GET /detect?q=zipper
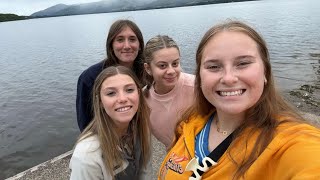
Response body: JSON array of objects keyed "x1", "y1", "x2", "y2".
[{"x1": 183, "y1": 137, "x2": 192, "y2": 159}]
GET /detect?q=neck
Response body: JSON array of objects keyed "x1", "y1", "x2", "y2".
[
  {"x1": 116, "y1": 124, "x2": 129, "y2": 137},
  {"x1": 215, "y1": 111, "x2": 244, "y2": 133},
  {"x1": 119, "y1": 61, "x2": 134, "y2": 69},
  {"x1": 153, "y1": 83, "x2": 175, "y2": 95}
]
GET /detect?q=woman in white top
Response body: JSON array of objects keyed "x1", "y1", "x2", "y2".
[
  {"x1": 143, "y1": 35, "x2": 195, "y2": 148},
  {"x1": 70, "y1": 66, "x2": 151, "y2": 180}
]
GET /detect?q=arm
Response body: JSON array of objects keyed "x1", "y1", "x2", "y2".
[{"x1": 76, "y1": 74, "x2": 93, "y2": 132}]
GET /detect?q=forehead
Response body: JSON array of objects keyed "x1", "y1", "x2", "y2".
[
  {"x1": 101, "y1": 74, "x2": 136, "y2": 88},
  {"x1": 151, "y1": 47, "x2": 180, "y2": 63},
  {"x1": 202, "y1": 31, "x2": 259, "y2": 59},
  {"x1": 115, "y1": 26, "x2": 137, "y2": 37}
]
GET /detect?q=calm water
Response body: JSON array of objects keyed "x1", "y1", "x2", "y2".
[{"x1": 0, "y1": 0, "x2": 319, "y2": 178}]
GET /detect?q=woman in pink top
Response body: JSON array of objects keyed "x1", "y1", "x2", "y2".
[{"x1": 143, "y1": 35, "x2": 195, "y2": 148}]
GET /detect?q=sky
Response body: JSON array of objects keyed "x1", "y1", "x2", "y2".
[{"x1": 0, "y1": 0, "x2": 100, "y2": 16}]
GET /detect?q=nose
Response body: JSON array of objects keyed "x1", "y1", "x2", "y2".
[
  {"x1": 123, "y1": 39, "x2": 130, "y2": 49},
  {"x1": 220, "y1": 68, "x2": 238, "y2": 85},
  {"x1": 166, "y1": 65, "x2": 175, "y2": 74},
  {"x1": 117, "y1": 92, "x2": 128, "y2": 103}
]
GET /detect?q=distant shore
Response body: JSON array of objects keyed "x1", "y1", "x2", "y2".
[{"x1": 0, "y1": 13, "x2": 29, "y2": 22}]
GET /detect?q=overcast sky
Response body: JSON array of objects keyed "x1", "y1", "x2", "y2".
[{"x1": 0, "y1": 0, "x2": 100, "y2": 16}]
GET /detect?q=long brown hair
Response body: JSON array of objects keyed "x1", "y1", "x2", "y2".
[
  {"x1": 78, "y1": 66, "x2": 151, "y2": 178},
  {"x1": 104, "y1": 19, "x2": 145, "y2": 83},
  {"x1": 143, "y1": 35, "x2": 180, "y2": 97},
  {"x1": 173, "y1": 20, "x2": 304, "y2": 179}
]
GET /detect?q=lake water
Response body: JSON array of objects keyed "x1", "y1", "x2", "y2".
[{"x1": 0, "y1": 0, "x2": 319, "y2": 178}]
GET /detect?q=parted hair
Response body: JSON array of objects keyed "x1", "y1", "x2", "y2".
[
  {"x1": 103, "y1": 19, "x2": 145, "y2": 83},
  {"x1": 78, "y1": 66, "x2": 151, "y2": 179},
  {"x1": 172, "y1": 20, "x2": 305, "y2": 179},
  {"x1": 143, "y1": 35, "x2": 180, "y2": 97}
]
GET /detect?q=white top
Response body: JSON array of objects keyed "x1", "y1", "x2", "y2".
[{"x1": 69, "y1": 135, "x2": 151, "y2": 180}]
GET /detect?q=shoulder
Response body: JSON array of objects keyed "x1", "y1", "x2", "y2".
[
  {"x1": 181, "y1": 72, "x2": 195, "y2": 87},
  {"x1": 78, "y1": 61, "x2": 104, "y2": 85},
  {"x1": 178, "y1": 112, "x2": 210, "y2": 135},
  {"x1": 72, "y1": 135, "x2": 101, "y2": 163},
  {"x1": 275, "y1": 122, "x2": 320, "y2": 143},
  {"x1": 70, "y1": 135, "x2": 110, "y2": 180},
  {"x1": 272, "y1": 122, "x2": 320, "y2": 177}
]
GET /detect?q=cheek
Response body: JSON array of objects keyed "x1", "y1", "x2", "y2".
[
  {"x1": 101, "y1": 98, "x2": 112, "y2": 113},
  {"x1": 132, "y1": 94, "x2": 140, "y2": 111},
  {"x1": 132, "y1": 41, "x2": 140, "y2": 49},
  {"x1": 112, "y1": 43, "x2": 121, "y2": 51},
  {"x1": 151, "y1": 69, "x2": 162, "y2": 80}
]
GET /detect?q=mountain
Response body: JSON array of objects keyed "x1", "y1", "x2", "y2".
[
  {"x1": 30, "y1": 0, "x2": 257, "y2": 18},
  {"x1": 31, "y1": 4, "x2": 68, "y2": 17}
]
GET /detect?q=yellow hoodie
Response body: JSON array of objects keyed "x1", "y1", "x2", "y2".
[{"x1": 158, "y1": 113, "x2": 320, "y2": 180}]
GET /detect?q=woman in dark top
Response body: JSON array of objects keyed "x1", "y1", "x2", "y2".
[{"x1": 76, "y1": 19, "x2": 145, "y2": 132}]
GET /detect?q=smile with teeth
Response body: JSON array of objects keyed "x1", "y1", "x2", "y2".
[
  {"x1": 115, "y1": 106, "x2": 132, "y2": 112},
  {"x1": 218, "y1": 90, "x2": 245, "y2": 96}
]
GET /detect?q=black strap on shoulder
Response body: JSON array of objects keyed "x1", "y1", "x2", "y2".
[{"x1": 192, "y1": 132, "x2": 233, "y2": 177}]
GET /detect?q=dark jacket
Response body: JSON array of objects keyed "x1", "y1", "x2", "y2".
[{"x1": 76, "y1": 61, "x2": 104, "y2": 132}]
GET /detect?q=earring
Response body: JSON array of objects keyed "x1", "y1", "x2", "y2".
[{"x1": 264, "y1": 77, "x2": 267, "y2": 85}]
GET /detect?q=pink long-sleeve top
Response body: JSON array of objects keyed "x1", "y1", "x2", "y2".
[{"x1": 145, "y1": 72, "x2": 195, "y2": 147}]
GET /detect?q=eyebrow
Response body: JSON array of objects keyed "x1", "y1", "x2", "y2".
[
  {"x1": 202, "y1": 59, "x2": 220, "y2": 64},
  {"x1": 203, "y1": 55, "x2": 255, "y2": 63},
  {"x1": 234, "y1": 55, "x2": 255, "y2": 60},
  {"x1": 155, "y1": 58, "x2": 180, "y2": 64},
  {"x1": 102, "y1": 83, "x2": 136, "y2": 91},
  {"x1": 116, "y1": 35, "x2": 137, "y2": 38}
]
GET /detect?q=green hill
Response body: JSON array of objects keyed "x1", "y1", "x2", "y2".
[{"x1": 0, "y1": 13, "x2": 29, "y2": 22}]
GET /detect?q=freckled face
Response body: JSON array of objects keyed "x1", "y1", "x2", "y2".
[
  {"x1": 100, "y1": 74, "x2": 139, "y2": 129},
  {"x1": 112, "y1": 26, "x2": 140, "y2": 68},
  {"x1": 144, "y1": 47, "x2": 181, "y2": 94},
  {"x1": 200, "y1": 31, "x2": 265, "y2": 116}
]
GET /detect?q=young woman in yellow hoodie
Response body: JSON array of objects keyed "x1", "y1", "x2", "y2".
[{"x1": 158, "y1": 20, "x2": 320, "y2": 180}]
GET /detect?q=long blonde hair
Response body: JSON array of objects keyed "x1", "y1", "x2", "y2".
[
  {"x1": 173, "y1": 20, "x2": 305, "y2": 179},
  {"x1": 77, "y1": 66, "x2": 151, "y2": 178}
]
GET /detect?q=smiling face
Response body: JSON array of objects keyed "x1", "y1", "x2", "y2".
[
  {"x1": 200, "y1": 31, "x2": 266, "y2": 117},
  {"x1": 112, "y1": 26, "x2": 140, "y2": 68},
  {"x1": 144, "y1": 47, "x2": 181, "y2": 94},
  {"x1": 100, "y1": 74, "x2": 139, "y2": 130}
]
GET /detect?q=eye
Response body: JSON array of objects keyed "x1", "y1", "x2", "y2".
[
  {"x1": 126, "y1": 88, "x2": 135, "y2": 93},
  {"x1": 205, "y1": 64, "x2": 221, "y2": 71},
  {"x1": 115, "y1": 37, "x2": 124, "y2": 42},
  {"x1": 129, "y1": 37, "x2": 137, "y2": 42},
  {"x1": 237, "y1": 61, "x2": 251, "y2": 68},
  {"x1": 172, "y1": 61, "x2": 180, "y2": 67},
  {"x1": 106, "y1": 91, "x2": 116, "y2": 96},
  {"x1": 158, "y1": 64, "x2": 167, "y2": 69}
]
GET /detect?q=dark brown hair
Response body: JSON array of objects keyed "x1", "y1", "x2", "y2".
[{"x1": 104, "y1": 19, "x2": 145, "y2": 83}]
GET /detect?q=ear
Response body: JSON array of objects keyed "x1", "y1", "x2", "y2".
[
  {"x1": 144, "y1": 63, "x2": 152, "y2": 75},
  {"x1": 264, "y1": 76, "x2": 267, "y2": 85}
]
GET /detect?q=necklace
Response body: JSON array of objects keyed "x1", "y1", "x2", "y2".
[{"x1": 216, "y1": 117, "x2": 228, "y2": 135}]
